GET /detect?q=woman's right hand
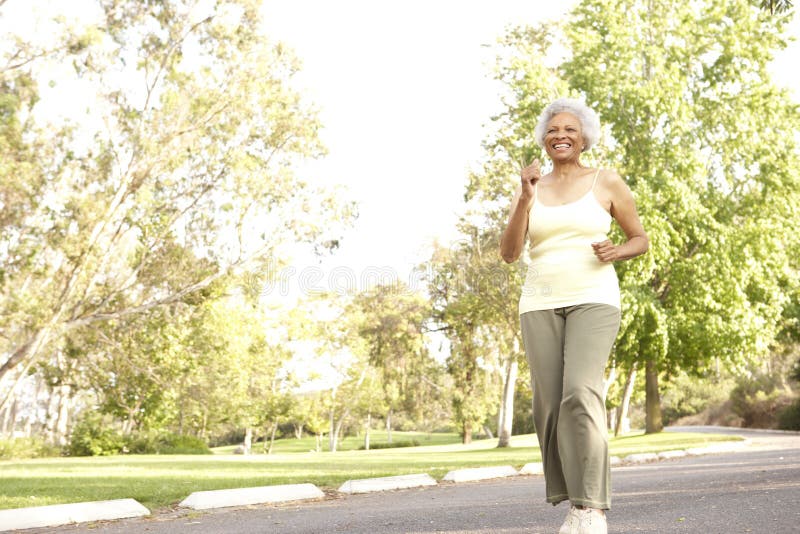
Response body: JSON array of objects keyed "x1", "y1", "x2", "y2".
[{"x1": 520, "y1": 159, "x2": 541, "y2": 199}]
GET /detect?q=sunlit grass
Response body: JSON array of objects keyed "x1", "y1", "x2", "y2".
[{"x1": 0, "y1": 430, "x2": 741, "y2": 512}]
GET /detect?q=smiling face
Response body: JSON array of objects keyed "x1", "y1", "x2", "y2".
[{"x1": 543, "y1": 112, "x2": 585, "y2": 162}]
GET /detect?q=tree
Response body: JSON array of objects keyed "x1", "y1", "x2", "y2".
[
  {"x1": 562, "y1": 0, "x2": 800, "y2": 432},
  {"x1": 83, "y1": 308, "x2": 190, "y2": 435},
  {"x1": 347, "y1": 283, "x2": 440, "y2": 441},
  {"x1": 295, "y1": 391, "x2": 329, "y2": 452},
  {"x1": 0, "y1": 0, "x2": 353, "y2": 412},
  {"x1": 466, "y1": 0, "x2": 799, "y2": 436},
  {"x1": 426, "y1": 233, "x2": 512, "y2": 444}
]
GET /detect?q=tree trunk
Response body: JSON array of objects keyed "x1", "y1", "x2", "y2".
[
  {"x1": 645, "y1": 359, "x2": 663, "y2": 434},
  {"x1": 0, "y1": 334, "x2": 46, "y2": 408},
  {"x1": 178, "y1": 387, "x2": 184, "y2": 436},
  {"x1": 267, "y1": 422, "x2": 278, "y2": 454},
  {"x1": 54, "y1": 384, "x2": 71, "y2": 446},
  {"x1": 615, "y1": 363, "x2": 637, "y2": 437},
  {"x1": 122, "y1": 402, "x2": 140, "y2": 436},
  {"x1": 0, "y1": 363, "x2": 33, "y2": 427},
  {"x1": 243, "y1": 426, "x2": 253, "y2": 455},
  {"x1": 462, "y1": 420, "x2": 472, "y2": 444},
  {"x1": 385, "y1": 409, "x2": 392, "y2": 444},
  {"x1": 44, "y1": 387, "x2": 59, "y2": 444},
  {"x1": 482, "y1": 424, "x2": 494, "y2": 439},
  {"x1": 294, "y1": 423, "x2": 304, "y2": 439},
  {"x1": 315, "y1": 433, "x2": 321, "y2": 452},
  {"x1": 331, "y1": 413, "x2": 347, "y2": 452},
  {"x1": 364, "y1": 412, "x2": 371, "y2": 451},
  {"x1": 497, "y1": 358, "x2": 518, "y2": 448},
  {"x1": 329, "y1": 405, "x2": 336, "y2": 452},
  {"x1": 603, "y1": 362, "x2": 617, "y2": 402},
  {"x1": 0, "y1": 394, "x2": 14, "y2": 437}
]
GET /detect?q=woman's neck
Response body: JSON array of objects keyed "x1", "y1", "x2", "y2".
[{"x1": 549, "y1": 160, "x2": 586, "y2": 182}]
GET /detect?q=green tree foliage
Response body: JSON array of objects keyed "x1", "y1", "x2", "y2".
[
  {"x1": 68, "y1": 291, "x2": 292, "y2": 442},
  {"x1": 460, "y1": 0, "x2": 798, "y2": 436},
  {"x1": 0, "y1": 0, "x2": 353, "y2": 411},
  {"x1": 347, "y1": 283, "x2": 443, "y2": 434},
  {"x1": 426, "y1": 231, "x2": 515, "y2": 444},
  {"x1": 563, "y1": 0, "x2": 800, "y2": 431}
]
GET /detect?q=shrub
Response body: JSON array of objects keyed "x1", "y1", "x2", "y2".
[
  {"x1": 68, "y1": 414, "x2": 125, "y2": 456},
  {"x1": 661, "y1": 372, "x2": 734, "y2": 425},
  {"x1": 358, "y1": 439, "x2": 419, "y2": 450},
  {"x1": 155, "y1": 433, "x2": 211, "y2": 454},
  {"x1": 0, "y1": 437, "x2": 62, "y2": 460},
  {"x1": 778, "y1": 398, "x2": 800, "y2": 431},
  {"x1": 125, "y1": 432, "x2": 211, "y2": 454},
  {"x1": 124, "y1": 432, "x2": 160, "y2": 454},
  {"x1": 730, "y1": 373, "x2": 794, "y2": 428},
  {"x1": 208, "y1": 428, "x2": 246, "y2": 448}
]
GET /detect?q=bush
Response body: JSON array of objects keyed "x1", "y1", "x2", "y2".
[
  {"x1": 208, "y1": 428, "x2": 246, "y2": 448},
  {"x1": 358, "y1": 439, "x2": 419, "y2": 450},
  {"x1": 123, "y1": 432, "x2": 159, "y2": 454},
  {"x1": 730, "y1": 373, "x2": 794, "y2": 428},
  {"x1": 125, "y1": 432, "x2": 211, "y2": 454},
  {"x1": 661, "y1": 372, "x2": 734, "y2": 425},
  {"x1": 0, "y1": 437, "x2": 62, "y2": 460},
  {"x1": 68, "y1": 414, "x2": 125, "y2": 456},
  {"x1": 153, "y1": 433, "x2": 211, "y2": 454},
  {"x1": 778, "y1": 398, "x2": 800, "y2": 431}
]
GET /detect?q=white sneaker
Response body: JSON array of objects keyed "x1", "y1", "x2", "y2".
[
  {"x1": 558, "y1": 505, "x2": 607, "y2": 534},
  {"x1": 558, "y1": 506, "x2": 581, "y2": 534}
]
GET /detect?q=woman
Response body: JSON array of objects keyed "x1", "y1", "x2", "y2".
[{"x1": 500, "y1": 98, "x2": 648, "y2": 534}]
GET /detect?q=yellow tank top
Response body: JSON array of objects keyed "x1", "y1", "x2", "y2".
[{"x1": 519, "y1": 169, "x2": 620, "y2": 314}]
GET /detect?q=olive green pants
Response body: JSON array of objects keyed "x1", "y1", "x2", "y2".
[{"x1": 520, "y1": 303, "x2": 620, "y2": 510}]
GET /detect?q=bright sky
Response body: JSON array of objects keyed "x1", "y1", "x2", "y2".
[
  {"x1": 258, "y1": 0, "x2": 800, "y2": 299},
  {"x1": 256, "y1": 1, "x2": 584, "y2": 297}
]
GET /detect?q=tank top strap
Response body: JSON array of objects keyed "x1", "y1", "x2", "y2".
[{"x1": 591, "y1": 168, "x2": 601, "y2": 190}]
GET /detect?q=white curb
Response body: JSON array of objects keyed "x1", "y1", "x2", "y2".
[
  {"x1": 519, "y1": 462, "x2": 544, "y2": 475},
  {"x1": 610, "y1": 455, "x2": 623, "y2": 466},
  {"x1": 623, "y1": 452, "x2": 660, "y2": 463},
  {"x1": 0, "y1": 498, "x2": 149, "y2": 532},
  {"x1": 657, "y1": 449, "x2": 688, "y2": 460},
  {"x1": 442, "y1": 465, "x2": 519, "y2": 483},
  {"x1": 338, "y1": 473, "x2": 437, "y2": 494},
  {"x1": 179, "y1": 483, "x2": 324, "y2": 510}
]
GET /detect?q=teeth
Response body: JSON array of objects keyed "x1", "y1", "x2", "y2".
[{"x1": 554, "y1": 143, "x2": 570, "y2": 149}]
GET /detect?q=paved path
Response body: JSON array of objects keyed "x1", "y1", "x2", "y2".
[{"x1": 32, "y1": 428, "x2": 800, "y2": 533}]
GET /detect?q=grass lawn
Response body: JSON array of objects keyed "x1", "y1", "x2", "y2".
[{"x1": 0, "y1": 430, "x2": 741, "y2": 512}]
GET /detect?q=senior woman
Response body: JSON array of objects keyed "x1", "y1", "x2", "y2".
[{"x1": 500, "y1": 98, "x2": 648, "y2": 534}]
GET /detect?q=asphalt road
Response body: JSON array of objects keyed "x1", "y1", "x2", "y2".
[{"x1": 34, "y1": 427, "x2": 800, "y2": 534}]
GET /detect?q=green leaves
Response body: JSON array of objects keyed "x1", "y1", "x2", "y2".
[
  {"x1": 0, "y1": 0, "x2": 353, "y2": 400},
  {"x1": 556, "y1": 0, "x2": 800, "y2": 379},
  {"x1": 458, "y1": 0, "x2": 799, "y2": 433}
]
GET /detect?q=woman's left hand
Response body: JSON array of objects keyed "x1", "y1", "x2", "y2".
[{"x1": 592, "y1": 240, "x2": 618, "y2": 262}]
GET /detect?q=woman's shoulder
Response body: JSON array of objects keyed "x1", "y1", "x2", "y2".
[
  {"x1": 595, "y1": 168, "x2": 626, "y2": 188},
  {"x1": 594, "y1": 169, "x2": 635, "y2": 203}
]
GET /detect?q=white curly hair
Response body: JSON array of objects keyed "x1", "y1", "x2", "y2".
[{"x1": 534, "y1": 98, "x2": 601, "y2": 152}]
